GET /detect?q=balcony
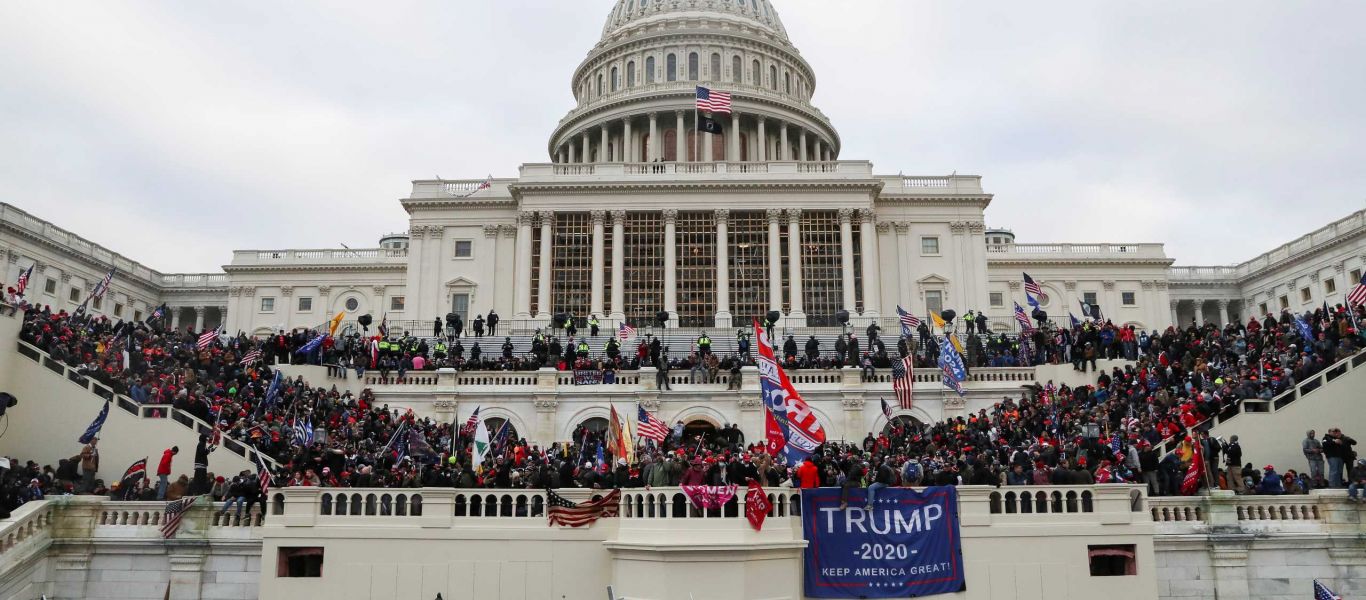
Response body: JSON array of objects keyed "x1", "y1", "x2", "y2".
[
  {"x1": 159, "y1": 273, "x2": 229, "y2": 288},
  {"x1": 986, "y1": 242, "x2": 1169, "y2": 261}
]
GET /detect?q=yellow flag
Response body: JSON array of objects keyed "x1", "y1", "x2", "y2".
[
  {"x1": 328, "y1": 311, "x2": 345, "y2": 337},
  {"x1": 949, "y1": 332, "x2": 965, "y2": 355},
  {"x1": 930, "y1": 312, "x2": 946, "y2": 330}
]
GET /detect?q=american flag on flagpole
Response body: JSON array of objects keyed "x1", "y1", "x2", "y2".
[
  {"x1": 547, "y1": 488, "x2": 620, "y2": 527},
  {"x1": 880, "y1": 397, "x2": 894, "y2": 420},
  {"x1": 461, "y1": 406, "x2": 482, "y2": 437},
  {"x1": 91, "y1": 268, "x2": 116, "y2": 299},
  {"x1": 254, "y1": 448, "x2": 273, "y2": 496},
  {"x1": 197, "y1": 327, "x2": 220, "y2": 350},
  {"x1": 160, "y1": 495, "x2": 201, "y2": 538},
  {"x1": 1346, "y1": 273, "x2": 1366, "y2": 307},
  {"x1": 240, "y1": 348, "x2": 262, "y2": 366},
  {"x1": 637, "y1": 405, "x2": 669, "y2": 444},
  {"x1": 1314, "y1": 580, "x2": 1342, "y2": 600},
  {"x1": 695, "y1": 86, "x2": 732, "y2": 114},
  {"x1": 1014, "y1": 301, "x2": 1034, "y2": 333},
  {"x1": 618, "y1": 321, "x2": 636, "y2": 341},
  {"x1": 891, "y1": 355, "x2": 915, "y2": 410},
  {"x1": 14, "y1": 264, "x2": 33, "y2": 296},
  {"x1": 896, "y1": 305, "x2": 922, "y2": 336}
]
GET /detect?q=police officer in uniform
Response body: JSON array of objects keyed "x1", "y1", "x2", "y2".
[{"x1": 589, "y1": 315, "x2": 600, "y2": 337}]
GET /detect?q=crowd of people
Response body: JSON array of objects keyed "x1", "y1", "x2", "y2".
[{"x1": 2, "y1": 296, "x2": 1364, "y2": 520}]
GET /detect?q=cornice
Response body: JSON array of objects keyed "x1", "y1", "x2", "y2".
[
  {"x1": 401, "y1": 197, "x2": 517, "y2": 213},
  {"x1": 875, "y1": 195, "x2": 993, "y2": 210},
  {"x1": 0, "y1": 221, "x2": 164, "y2": 294},
  {"x1": 510, "y1": 179, "x2": 882, "y2": 200}
]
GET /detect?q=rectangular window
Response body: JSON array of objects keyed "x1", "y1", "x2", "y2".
[
  {"x1": 297, "y1": 297, "x2": 312, "y2": 312},
  {"x1": 1259, "y1": 303, "x2": 1268, "y2": 316},
  {"x1": 920, "y1": 237, "x2": 940, "y2": 255},
  {"x1": 133, "y1": 311, "x2": 142, "y2": 322},
  {"x1": 925, "y1": 290, "x2": 943, "y2": 314},
  {"x1": 1083, "y1": 292, "x2": 1098, "y2": 306},
  {"x1": 277, "y1": 547, "x2": 324, "y2": 578},
  {"x1": 260, "y1": 297, "x2": 275, "y2": 313},
  {"x1": 1353, "y1": 269, "x2": 1363, "y2": 285},
  {"x1": 1088, "y1": 544, "x2": 1136, "y2": 576},
  {"x1": 113, "y1": 303, "x2": 123, "y2": 318},
  {"x1": 989, "y1": 292, "x2": 1004, "y2": 307},
  {"x1": 450, "y1": 293, "x2": 469, "y2": 322},
  {"x1": 454, "y1": 240, "x2": 473, "y2": 258},
  {"x1": 1279, "y1": 295, "x2": 1289, "y2": 310},
  {"x1": 390, "y1": 296, "x2": 405, "y2": 311},
  {"x1": 69, "y1": 288, "x2": 80, "y2": 303},
  {"x1": 44, "y1": 279, "x2": 56, "y2": 295},
  {"x1": 1324, "y1": 278, "x2": 1336, "y2": 294},
  {"x1": 1122, "y1": 292, "x2": 1136, "y2": 306},
  {"x1": 93, "y1": 297, "x2": 102, "y2": 310},
  {"x1": 1300, "y1": 287, "x2": 1312, "y2": 303}
]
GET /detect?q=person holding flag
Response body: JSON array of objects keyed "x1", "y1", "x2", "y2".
[{"x1": 753, "y1": 319, "x2": 826, "y2": 463}]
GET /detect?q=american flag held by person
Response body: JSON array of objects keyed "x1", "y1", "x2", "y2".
[
  {"x1": 197, "y1": 327, "x2": 220, "y2": 350},
  {"x1": 695, "y1": 86, "x2": 732, "y2": 114},
  {"x1": 637, "y1": 405, "x2": 669, "y2": 444},
  {"x1": 547, "y1": 489, "x2": 620, "y2": 527},
  {"x1": 160, "y1": 495, "x2": 202, "y2": 538},
  {"x1": 1346, "y1": 273, "x2": 1366, "y2": 307},
  {"x1": 618, "y1": 322, "x2": 636, "y2": 341},
  {"x1": 890, "y1": 355, "x2": 914, "y2": 409},
  {"x1": 896, "y1": 305, "x2": 921, "y2": 336}
]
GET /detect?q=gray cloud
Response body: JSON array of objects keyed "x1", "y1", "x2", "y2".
[{"x1": 1, "y1": 1, "x2": 1362, "y2": 272}]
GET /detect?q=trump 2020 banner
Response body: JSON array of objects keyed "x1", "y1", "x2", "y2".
[{"x1": 802, "y1": 486, "x2": 965, "y2": 598}]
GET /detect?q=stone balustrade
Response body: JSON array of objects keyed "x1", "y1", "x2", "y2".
[{"x1": 1147, "y1": 489, "x2": 1356, "y2": 535}]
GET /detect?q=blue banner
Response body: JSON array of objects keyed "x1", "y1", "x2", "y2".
[{"x1": 802, "y1": 486, "x2": 965, "y2": 598}]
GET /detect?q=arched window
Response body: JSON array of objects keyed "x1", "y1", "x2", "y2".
[
  {"x1": 627, "y1": 61, "x2": 636, "y2": 87},
  {"x1": 663, "y1": 129, "x2": 678, "y2": 161},
  {"x1": 710, "y1": 53, "x2": 721, "y2": 81},
  {"x1": 751, "y1": 60, "x2": 761, "y2": 85},
  {"x1": 646, "y1": 56, "x2": 656, "y2": 84},
  {"x1": 732, "y1": 56, "x2": 742, "y2": 83},
  {"x1": 739, "y1": 132, "x2": 748, "y2": 161},
  {"x1": 610, "y1": 66, "x2": 619, "y2": 92},
  {"x1": 769, "y1": 65, "x2": 778, "y2": 90},
  {"x1": 596, "y1": 73, "x2": 603, "y2": 97},
  {"x1": 688, "y1": 52, "x2": 699, "y2": 81},
  {"x1": 784, "y1": 72, "x2": 791, "y2": 94},
  {"x1": 667, "y1": 54, "x2": 677, "y2": 82}
]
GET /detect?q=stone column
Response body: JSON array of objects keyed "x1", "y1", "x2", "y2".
[
  {"x1": 1216, "y1": 299, "x2": 1229, "y2": 327},
  {"x1": 647, "y1": 113, "x2": 659, "y2": 162},
  {"x1": 859, "y1": 210, "x2": 882, "y2": 317},
  {"x1": 703, "y1": 128, "x2": 714, "y2": 162},
  {"x1": 757, "y1": 118, "x2": 767, "y2": 161},
  {"x1": 729, "y1": 112, "x2": 741, "y2": 161},
  {"x1": 600, "y1": 125, "x2": 610, "y2": 163},
  {"x1": 610, "y1": 211, "x2": 626, "y2": 321},
  {"x1": 838, "y1": 209, "x2": 856, "y2": 313},
  {"x1": 675, "y1": 111, "x2": 686, "y2": 162},
  {"x1": 514, "y1": 211, "x2": 534, "y2": 318},
  {"x1": 786, "y1": 209, "x2": 805, "y2": 323},
  {"x1": 895, "y1": 222, "x2": 913, "y2": 305},
  {"x1": 590, "y1": 211, "x2": 606, "y2": 317},
  {"x1": 798, "y1": 129, "x2": 808, "y2": 161},
  {"x1": 663, "y1": 209, "x2": 678, "y2": 323},
  {"x1": 779, "y1": 121, "x2": 790, "y2": 160},
  {"x1": 767, "y1": 209, "x2": 783, "y2": 312},
  {"x1": 715, "y1": 209, "x2": 732, "y2": 327},
  {"x1": 581, "y1": 132, "x2": 590, "y2": 164},
  {"x1": 623, "y1": 118, "x2": 633, "y2": 163},
  {"x1": 170, "y1": 307, "x2": 182, "y2": 330},
  {"x1": 1169, "y1": 300, "x2": 1179, "y2": 328},
  {"x1": 568, "y1": 142, "x2": 576, "y2": 164},
  {"x1": 1194, "y1": 302, "x2": 1205, "y2": 326},
  {"x1": 815, "y1": 139, "x2": 824, "y2": 162},
  {"x1": 537, "y1": 211, "x2": 554, "y2": 318},
  {"x1": 193, "y1": 306, "x2": 205, "y2": 332}
]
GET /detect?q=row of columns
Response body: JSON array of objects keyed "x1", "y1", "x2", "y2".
[
  {"x1": 168, "y1": 306, "x2": 225, "y2": 332},
  {"x1": 554, "y1": 111, "x2": 834, "y2": 164},
  {"x1": 1171, "y1": 299, "x2": 1234, "y2": 327},
  {"x1": 512, "y1": 208, "x2": 881, "y2": 325}
]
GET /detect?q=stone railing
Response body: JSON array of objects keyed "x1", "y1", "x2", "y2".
[
  {"x1": 986, "y1": 242, "x2": 1167, "y2": 258},
  {"x1": 158, "y1": 273, "x2": 229, "y2": 288},
  {"x1": 1170, "y1": 209, "x2": 1365, "y2": 282},
  {"x1": 228, "y1": 248, "x2": 408, "y2": 266},
  {"x1": 517, "y1": 160, "x2": 875, "y2": 181},
  {"x1": 877, "y1": 174, "x2": 986, "y2": 195},
  {"x1": 351, "y1": 365, "x2": 1040, "y2": 395},
  {"x1": 1147, "y1": 490, "x2": 1359, "y2": 534},
  {"x1": 0, "y1": 500, "x2": 55, "y2": 559}
]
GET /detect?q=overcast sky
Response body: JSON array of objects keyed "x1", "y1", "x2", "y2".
[{"x1": 2, "y1": 1, "x2": 1363, "y2": 273}]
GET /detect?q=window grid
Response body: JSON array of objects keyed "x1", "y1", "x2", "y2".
[
  {"x1": 676, "y1": 212, "x2": 716, "y2": 328},
  {"x1": 530, "y1": 223, "x2": 543, "y2": 315},
  {"x1": 852, "y1": 219, "x2": 864, "y2": 313},
  {"x1": 622, "y1": 213, "x2": 664, "y2": 326},
  {"x1": 800, "y1": 211, "x2": 844, "y2": 326},
  {"x1": 551, "y1": 213, "x2": 593, "y2": 318},
  {"x1": 780, "y1": 219, "x2": 791, "y2": 312},
  {"x1": 602, "y1": 220, "x2": 613, "y2": 319},
  {"x1": 728, "y1": 212, "x2": 770, "y2": 325}
]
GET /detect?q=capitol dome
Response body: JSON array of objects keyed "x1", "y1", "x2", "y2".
[{"x1": 547, "y1": 0, "x2": 839, "y2": 164}]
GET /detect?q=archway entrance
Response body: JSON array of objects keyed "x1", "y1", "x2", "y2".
[
  {"x1": 484, "y1": 417, "x2": 519, "y2": 443},
  {"x1": 881, "y1": 415, "x2": 923, "y2": 437},
  {"x1": 682, "y1": 419, "x2": 718, "y2": 445}
]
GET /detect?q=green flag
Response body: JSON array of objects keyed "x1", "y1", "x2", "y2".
[{"x1": 471, "y1": 417, "x2": 491, "y2": 465}]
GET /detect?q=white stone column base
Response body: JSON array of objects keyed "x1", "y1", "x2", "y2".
[{"x1": 714, "y1": 311, "x2": 733, "y2": 329}]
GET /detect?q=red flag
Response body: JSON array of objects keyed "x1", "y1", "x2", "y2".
[
  {"x1": 745, "y1": 481, "x2": 771, "y2": 532},
  {"x1": 763, "y1": 407, "x2": 785, "y2": 457},
  {"x1": 1181, "y1": 438, "x2": 1203, "y2": 495}
]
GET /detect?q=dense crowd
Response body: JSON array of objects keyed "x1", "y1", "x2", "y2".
[{"x1": 3, "y1": 298, "x2": 1365, "y2": 520}]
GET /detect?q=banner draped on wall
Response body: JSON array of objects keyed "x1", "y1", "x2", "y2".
[{"x1": 802, "y1": 486, "x2": 966, "y2": 598}]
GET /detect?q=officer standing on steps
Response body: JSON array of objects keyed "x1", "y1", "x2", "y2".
[
  {"x1": 697, "y1": 332, "x2": 712, "y2": 357},
  {"x1": 589, "y1": 315, "x2": 600, "y2": 337},
  {"x1": 502, "y1": 337, "x2": 514, "y2": 360},
  {"x1": 487, "y1": 310, "x2": 500, "y2": 336}
]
